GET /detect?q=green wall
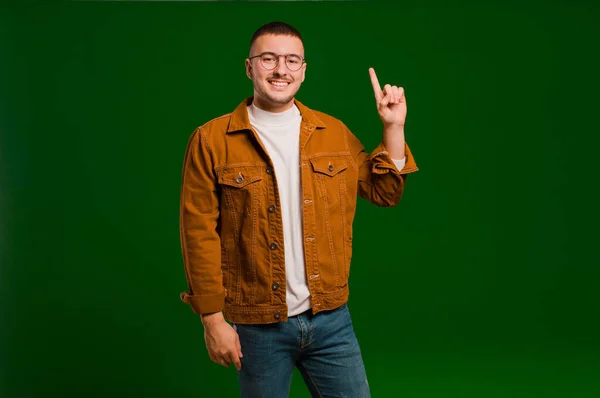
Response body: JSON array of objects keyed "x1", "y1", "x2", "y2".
[{"x1": 2, "y1": 1, "x2": 599, "y2": 397}]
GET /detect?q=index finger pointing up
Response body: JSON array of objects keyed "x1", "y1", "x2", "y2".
[{"x1": 369, "y1": 67, "x2": 383, "y2": 101}]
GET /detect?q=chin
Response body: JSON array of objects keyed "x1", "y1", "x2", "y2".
[
  {"x1": 264, "y1": 91, "x2": 295, "y2": 105},
  {"x1": 254, "y1": 83, "x2": 298, "y2": 108},
  {"x1": 272, "y1": 95, "x2": 295, "y2": 104}
]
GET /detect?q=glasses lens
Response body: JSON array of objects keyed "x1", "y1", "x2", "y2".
[
  {"x1": 260, "y1": 53, "x2": 277, "y2": 69},
  {"x1": 286, "y1": 55, "x2": 303, "y2": 71}
]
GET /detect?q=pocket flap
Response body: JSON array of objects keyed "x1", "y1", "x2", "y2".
[
  {"x1": 217, "y1": 168, "x2": 263, "y2": 188},
  {"x1": 310, "y1": 157, "x2": 348, "y2": 177}
]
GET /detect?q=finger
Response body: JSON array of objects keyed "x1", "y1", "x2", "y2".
[
  {"x1": 212, "y1": 351, "x2": 230, "y2": 368},
  {"x1": 235, "y1": 335, "x2": 243, "y2": 358},
  {"x1": 392, "y1": 86, "x2": 400, "y2": 104},
  {"x1": 221, "y1": 353, "x2": 234, "y2": 368},
  {"x1": 217, "y1": 356, "x2": 229, "y2": 367},
  {"x1": 222, "y1": 351, "x2": 241, "y2": 371},
  {"x1": 231, "y1": 351, "x2": 242, "y2": 371},
  {"x1": 399, "y1": 87, "x2": 406, "y2": 102},
  {"x1": 369, "y1": 68, "x2": 383, "y2": 101},
  {"x1": 383, "y1": 84, "x2": 393, "y2": 104},
  {"x1": 380, "y1": 91, "x2": 391, "y2": 108}
]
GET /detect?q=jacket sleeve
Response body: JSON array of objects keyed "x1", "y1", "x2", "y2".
[
  {"x1": 345, "y1": 124, "x2": 419, "y2": 207},
  {"x1": 179, "y1": 127, "x2": 225, "y2": 315}
]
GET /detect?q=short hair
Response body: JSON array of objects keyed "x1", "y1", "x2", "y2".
[{"x1": 249, "y1": 21, "x2": 304, "y2": 55}]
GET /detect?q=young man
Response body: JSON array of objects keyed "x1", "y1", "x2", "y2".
[{"x1": 179, "y1": 21, "x2": 418, "y2": 397}]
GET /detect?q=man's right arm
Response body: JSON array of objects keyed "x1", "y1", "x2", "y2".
[
  {"x1": 179, "y1": 127, "x2": 243, "y2": 371},
  {"x1": 179, "y1": 126, "x2": 226, "y2": 316}
]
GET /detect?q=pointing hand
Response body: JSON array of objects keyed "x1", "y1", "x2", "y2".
[{"x1": 369, "y1": 67, "x2": 407, "y2": 128}]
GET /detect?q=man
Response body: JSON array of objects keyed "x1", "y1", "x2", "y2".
[{"x1": 179, "y1": 21, "x2": 418, "y2": 397}]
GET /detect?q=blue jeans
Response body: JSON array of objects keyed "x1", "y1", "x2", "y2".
[{"x1": 233, "y1": 303, "x2": 371, "y2": 398}]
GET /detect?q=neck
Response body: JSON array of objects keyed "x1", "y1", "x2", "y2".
[{"x1": 252, "y1": 95, "x2": 294, "y2": 113}]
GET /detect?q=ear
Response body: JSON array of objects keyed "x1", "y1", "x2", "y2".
[
  {"x1": 301, "y1": 63, "x2": 307, "y2": 83},
  {"x1": 245, "y1": 59, "x2": 252, "y2": 80}
]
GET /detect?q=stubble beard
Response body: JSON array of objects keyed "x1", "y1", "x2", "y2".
[{"x1": 254, "y1": 80, "x2": 297, "y2": 106}]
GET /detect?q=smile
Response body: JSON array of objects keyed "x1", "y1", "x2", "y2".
[{"x1": 268, "y1": 80, "x2": 291, "y2": 89}]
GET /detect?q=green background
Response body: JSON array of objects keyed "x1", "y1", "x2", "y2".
[{"x1": 2, "y1": 0, "x2": 599, "y2": 397}]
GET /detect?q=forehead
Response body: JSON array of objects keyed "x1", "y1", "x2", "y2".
[{"x1": 253, "y1": 34, "x2": 304, "y2": 55}]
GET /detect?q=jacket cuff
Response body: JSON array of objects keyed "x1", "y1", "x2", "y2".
[
  {"x1": 180, "y1": 290, "x2": 226, "y2": 315},
  {"x1": 370, "y1": 142, "x2": 419, "y2": 175}
]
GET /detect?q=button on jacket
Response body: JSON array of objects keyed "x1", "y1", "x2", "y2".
[{"x1": 179, "y1": 97, "x2": 418, "y2": 324}]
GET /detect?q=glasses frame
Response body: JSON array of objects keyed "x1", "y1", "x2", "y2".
[{"x1": 248, "y1": 52, "x2": 306, "y2": 71}]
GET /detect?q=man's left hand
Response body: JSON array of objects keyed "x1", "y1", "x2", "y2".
[{"x1": 369, "y1": 67, "x2": 407, "y2": 129}]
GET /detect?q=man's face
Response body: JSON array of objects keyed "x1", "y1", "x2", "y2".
[{"x1": 245, "y1": 34, "x2": 306, "y2": 113}]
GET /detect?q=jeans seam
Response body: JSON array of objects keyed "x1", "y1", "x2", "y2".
[
  {"x1": 298, "y1": 315, "x2": 307, "y2": 350},
  {"x1": 298, "y1": 362, "x2": 323, "y2": 398}
]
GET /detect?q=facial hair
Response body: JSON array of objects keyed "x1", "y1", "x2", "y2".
[{"x1": 253, "y1": 73, "x2": 298, "y2": 105}]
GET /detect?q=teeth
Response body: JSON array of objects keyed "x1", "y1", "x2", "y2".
[{"x1": 270, "y1": 81, "x2": 289, "y2": 86}]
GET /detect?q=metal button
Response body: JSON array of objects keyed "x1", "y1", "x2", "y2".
[
  {"x1": 328, "y1": 164, "x2": 334, "y2": 172},
  {"x1": 270, "y1": 243, "x2": 278, "y2": 250},
  {"x1": 274, "y1": 311, "x2": 281, "y2": 320},
  {"x1": 236, "y1": 174, "x2": 244, "y2": 184},
  {"x1": 272, "y1": 282, "x2": 279, "y2": 290},
  {"x1": 268, "y1": 205, "x2": 275, "y2": 213},
  {"x1": 266, "y1": 168, "x2": 272, "y2": 175}
]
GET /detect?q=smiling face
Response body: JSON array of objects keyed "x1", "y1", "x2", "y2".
[{"x1": 245, "y1": 34, "x2": 306, "y2": 113}]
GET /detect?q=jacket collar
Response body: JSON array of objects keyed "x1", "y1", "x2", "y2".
[{"x1": 226, "y1": 96, "x2": 326, "y2": 133}]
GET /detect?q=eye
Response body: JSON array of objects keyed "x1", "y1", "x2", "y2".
[{"x1": 288, "y1": 56, "x2": 301, "y2": 63}]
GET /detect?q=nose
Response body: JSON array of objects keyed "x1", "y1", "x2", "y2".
[{"x1": 273, "y1": 55, "x2": 288, "y2": 75}]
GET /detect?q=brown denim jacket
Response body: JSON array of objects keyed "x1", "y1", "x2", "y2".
[{"x1": 179, "y1": 97, "x2": 418, "y2": 324}]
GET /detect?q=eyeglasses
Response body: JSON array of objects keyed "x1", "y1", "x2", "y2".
[{"x1": 248, "y1": 52, "x2": 305, "y2": 71}]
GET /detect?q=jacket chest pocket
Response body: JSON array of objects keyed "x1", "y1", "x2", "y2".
[
  {"x1": 217, "y1": 166, "x2": 264, "y2": 215},
  {"x1": 310, "y1": 157, "x2": 348, "y2": 206}
]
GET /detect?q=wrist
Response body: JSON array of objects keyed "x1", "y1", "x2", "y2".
[
  {"x1": 383, "y1": 127, "x2": 406, "y2": 160},
  {"x1": 200, "y1": 311, "x2": 225, "y2": 327},
  {"x1": 383, "y1": 124, "x2": 405, "y2": 136}
]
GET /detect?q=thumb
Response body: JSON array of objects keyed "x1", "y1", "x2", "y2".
[{"x1": 379, "y1": 91, "x2": 391, "y2": 108}]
